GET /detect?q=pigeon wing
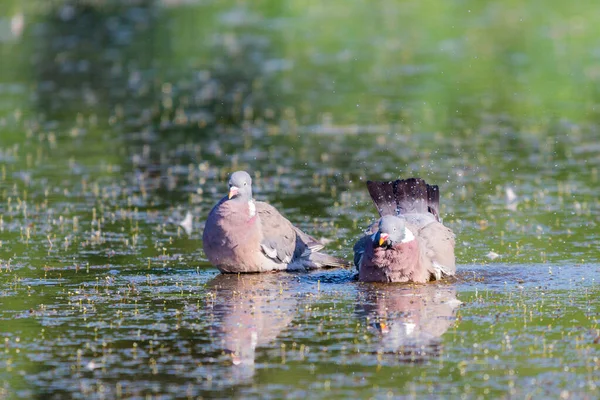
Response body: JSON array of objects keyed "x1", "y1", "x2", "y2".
[{"x1": 256, "y1": 202, "x2": 298, "y2": 264}]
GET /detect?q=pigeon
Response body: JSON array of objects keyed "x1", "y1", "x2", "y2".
[
  {"x1": 203, "y1": 171, "x2": 349, "y2": 273},
  {"x1": 353, "y1": 178, "x2": 456, "y2": 283}
]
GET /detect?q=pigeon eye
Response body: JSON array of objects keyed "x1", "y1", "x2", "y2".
[{"x1": 243, "y1": 182, "x2": 247, "y2": 186}]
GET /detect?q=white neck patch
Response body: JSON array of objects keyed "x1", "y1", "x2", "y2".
[
  {"x1": 248, "y1": 200, "x2": 256, "y2": 217},
  {"x1": 372, "y1": 227, "x2": 415, "y2": 245},
  {"x1": 401, "y1": 227, "x2": 415, "y2": 243}
]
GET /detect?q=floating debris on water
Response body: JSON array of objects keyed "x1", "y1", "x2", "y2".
[{"x1": 179, "y1": 211, "x2": 193, "y2": 235}]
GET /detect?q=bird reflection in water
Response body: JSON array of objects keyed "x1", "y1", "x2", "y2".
[
  {"x1": 356, "y1": 283, "x2": 461, "y2": 362},
  {"x1": 205, "y1": 273, "x2": 297, "y2": 380}
]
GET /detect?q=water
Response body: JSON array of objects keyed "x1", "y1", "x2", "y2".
[{"x1": 1, "y1": 1, "x2": 599, "y2": 398}]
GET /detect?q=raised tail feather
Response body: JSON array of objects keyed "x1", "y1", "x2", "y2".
[
  {"x1": 366, "y1": 178, "x2": 441, "y2": 221},
  {"x1": 426, "y1": 183, "x2": 440, "y2": 221}
]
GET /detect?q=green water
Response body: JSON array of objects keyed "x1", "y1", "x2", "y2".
[{"x1": 0, "y1": 1, "x2": 599, "y2": 398}]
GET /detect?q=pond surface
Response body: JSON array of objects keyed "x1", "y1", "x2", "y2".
[{"x1": 1, "y1": 1, "x2": 599, "y2": 399}]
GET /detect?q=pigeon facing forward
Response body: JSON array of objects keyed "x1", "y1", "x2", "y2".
[
  {"x1": 203, "y1": 171, "x2": 349, "y2": 273},
  {"x1": 353, "y1": 178, "x2": 456, "y2": 283}
]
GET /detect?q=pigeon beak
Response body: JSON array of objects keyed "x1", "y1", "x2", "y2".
[
  {"x1": 378, "y1": 233, "x2": 389, "y2": 247},
  {"x1": 379, "y1": 322, "x2": 389, "y2": 334},
  {"x1": 228, "y1": 186, "x2": 239, "y2": 199}
]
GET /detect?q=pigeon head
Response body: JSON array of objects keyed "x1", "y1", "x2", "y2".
[
  {"x1": 228, "y1": 171, "x2": 253, "y2": 200},
  {"x1": 374, "y1": 215, "x2": 406, "y2": 248}
]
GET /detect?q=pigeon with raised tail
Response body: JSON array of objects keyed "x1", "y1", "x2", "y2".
[{"x1": 353, "y1": 178, "x2": 455, "y2": 283}]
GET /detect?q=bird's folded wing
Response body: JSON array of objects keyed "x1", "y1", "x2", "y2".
[
  {"x1": 417, "y1": 222, "x2": 456, "y2": 278},
  {"x1": 352, "y1": 234, "x2": 371, "y2": 269},
  {"x1": 292, "y1": 226, "x2": 323, "y2": 252},
  {"x1": 353, "y1": 221, "x2": 379, "y2": 268},
  {"x1": 256, "y1": 202, "x2": 297, "y2": 264}
]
